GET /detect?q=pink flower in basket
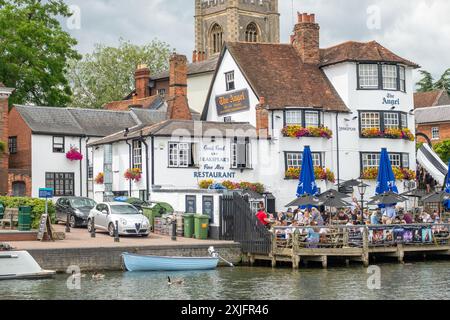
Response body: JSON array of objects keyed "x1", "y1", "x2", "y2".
[{"x1": 66, "y1": 147, "x2": 83, "y2": 161}]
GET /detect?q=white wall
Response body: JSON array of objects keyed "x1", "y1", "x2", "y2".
[{"x1": 187, "y1": 73, "x2": 214, "y2": 113}]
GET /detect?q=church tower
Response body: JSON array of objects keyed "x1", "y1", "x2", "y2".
[{"x1": 195, "y1": 0, "x2": 280, "y2": 58}]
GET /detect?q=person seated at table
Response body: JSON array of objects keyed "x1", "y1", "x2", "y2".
[
  {"x1": 256, "y1": 206, "x2": 271, "y2": 227},
  {"x1": 286, "y1": 208, "x2": 294, "y2": 220},
  {"x1": 402, "y1": 211, "x2": 414, "y2": 224},
  {"x1": 370, "y1": 210, "x2": 381, "y2": 225},
  {"x1": 381, "y1": 206, "x2": 396, "y2": 224},
  {"x1": 276, "y1": 211, "x2": 286, "y2": 223},
  {"x1": 337, "y1": 210, "x2": 349, "y2": 223},
  {"x1": 420, "y1": 211, "x2": 433, "y2": 223}
]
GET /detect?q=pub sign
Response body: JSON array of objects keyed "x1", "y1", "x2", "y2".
[{"x1": 215, "y1": 89, "x2": 250, "y2": 116}]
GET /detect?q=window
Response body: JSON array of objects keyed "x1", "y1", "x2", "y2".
[
  {"x1": 432, "y1": 127, "x2": 440, "y2": 140},
  {"x1": 211, "y1": 24, "x2": 223, "y2": 54},
  {"x1": 52, "y1": 136, "x2": 65, "y2": 153},
  {"x1": 384, "y1": 113, "x2": 399, "y2": 130},
  {"x1": 132, "y1": 140, "x2": 142, "y2": 171},
  {"x1": 202, "y1": 196, "x2": 214, "y2": 224},
  {"x1": 361, "y1": 153, "x2": 409, "y2": 171},
  {"x1": 231, "y1": 139, "x2": 251, "y2": 169},
  {"x1": 382, "y1": 65, "x2": 398, "y2": 90},
  {"x1": 399, "y1": 66, "x2": 406, "y2": 92},
  {"x1": 8, "y1": 136, "x2": 17, "y2": 154},
  {"x1": 245, "y1": 23, "x2": 258, "y2": 43},
  {"x1": 186, "y1": 195, "x2": 197, "y2": 213},
  {"x1": 360, "y1": 112, "x2": 380, "y2": 130},
  {"x1": 168, "y1": 142, "x2": 197, "y2": 168},
  {"x1": 45, "y1": 172, "x2": 74, "y2": 196},
  {"x1": 358, "y1": 64, "x2": 379, "y2": 88},
  {"x1": 285, "y1": 110, "x2": 302, "y2": 125},
  {"x1": 157, "y1": 89, "x2": 166, "y2": 96},
  {"x1": 401, "y1": 113, "x2": 408, "y2": 128},
  {"x1": 285, "y1": 152, "x2": 322, "y2": 170},
  {"x1": 225, "y1": 71, "x2": 235, "y2": 91},
  {"x1": 305, "y1": 111, "x2": 320, "y2": 128}
]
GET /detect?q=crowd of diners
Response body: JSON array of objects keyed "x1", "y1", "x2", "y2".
[{"x1": 255, "y1": 201, "x2": 446, "y2": 229}]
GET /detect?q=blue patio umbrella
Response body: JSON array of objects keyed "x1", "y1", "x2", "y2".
[
  {"x1": 375, "y1": 148, "x2": 398, "y2": 208},
  {"x1": 444, "y1": 162, "x2": 450, "y2": 209},
  {"x1": 296, "y1": 146, "x2": 318, "y2": 198}
]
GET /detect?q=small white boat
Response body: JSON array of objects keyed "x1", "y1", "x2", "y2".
[
  {"x1": 122, "y1": 252, "x2": 219, "y2": 272},
  {"x1": 0, "y1": 251, "x2": 56, "y2": 280}
]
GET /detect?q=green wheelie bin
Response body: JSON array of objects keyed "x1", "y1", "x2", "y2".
[
  {"x1": 194, "y1": 214, "x2": 210, "y2": 240},
  {"x1": 183, "y1": 214, "x2": 195, "y2": 238},
  {"x1": 18, "y1": 206, "x2": 32, "y2": 231}
]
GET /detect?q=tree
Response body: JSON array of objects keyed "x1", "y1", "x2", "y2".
[
  {"x1": 0, "y1": 140, "x2": 5, "y2": 154},
  {"x1": 416, "y1": 68, "x2": 450, "y2": 95},
  {"x1": 433, "y1": 140, "x2": 450, "y2": 164},
  {"x1": 68, "y1": 39, "x2": 172, "y2": 109},
  {"x1": 0, "y1": 0, "x2": 81, "y2": 107}
]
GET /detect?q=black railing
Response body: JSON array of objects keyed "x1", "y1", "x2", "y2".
[{"x1": 220, "y1": 193, "x2": 272, "y2": 255}]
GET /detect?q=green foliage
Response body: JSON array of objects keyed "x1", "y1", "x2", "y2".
[
  {"x1": 416, "y1": 142, "x2": 424, "y2": 151},
  {"x1": 0, "y1": 0, "x2": 81, "y2": 107},
  {"x1": 416, "y1": 68, "x2": 450, "y2": 95},
  {"x1": 0, "y1": 196, "x2": 56, "y2": 229},
  {"x1": 0, "y1": 140, "x2": 5, "y2": 153},
  {"x1": 433, "y1": 140, "x2": 450, "y2": 164},
  {"x1": 68, "y1": 38, "x2": 172, "y2": 109}
]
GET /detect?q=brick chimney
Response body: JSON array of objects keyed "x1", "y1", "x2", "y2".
[
  {"x1": 256, "y1": 96, "x2": 269, "y2": 138},
  {"x1": 167, "y1": 54, "x2": 192, "y2": 120},
  {"x1": 0, "y1": 83, "x2": 14, "y2": 195},
  {"x1": 134, "y1": 64, "x2": 151, "y2": 99},
  {"x1": 292, "y1": 12, "x2": 320, "y2": 64}
]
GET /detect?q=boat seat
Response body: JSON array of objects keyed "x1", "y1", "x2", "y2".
[{"x1": 0, "y1": 208, "x2": 19, "y2": 229}]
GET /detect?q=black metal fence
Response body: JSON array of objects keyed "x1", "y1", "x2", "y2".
[{"x1": 219, "y1": 193, "x2": 272, "y2": 255}]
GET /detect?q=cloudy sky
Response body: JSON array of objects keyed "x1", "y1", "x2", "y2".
[{"x1": 64, "y1": 0, "x2": 450, "y2": 82}]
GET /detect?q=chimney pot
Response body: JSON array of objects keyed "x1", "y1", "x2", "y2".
[
  {"x1": 192, "y1": 50, "x2": 197, "y2": 63},
  {"x1": 310, "y1": 14, "x2": 315, "y2": 23},
  {"x1": 168, "y1": 53, "x2": 192, "y2": 120},
  {"x1": 292, "y1": 12, "x2": 320, "y2": 64},
  {"x1": 302, "y1": 13, "x2": 309, "y2": 22},
  {"x1": 134, "y1": 65, "x2": 151, "y2": 99}
]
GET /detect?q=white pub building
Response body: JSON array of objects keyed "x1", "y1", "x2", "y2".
[{"x1": 89, "y1": 12, "x2": 419, "y2": 236}]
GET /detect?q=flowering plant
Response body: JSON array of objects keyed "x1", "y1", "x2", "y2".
[
  {"x1": 94, "y1": 172, "x2": 104, "y2": 185},
  {"x1": 282, "y1": 126, "x2": 333, "y2": 139},
  {"x1": 124, "y1": 168, "x2": 142, "y2": 182},
  {"x1": 361, "y1": 167, "x2": 416, "y2": 180},
  {"x1": 66, "y1": 147, "x2": 83, "y2": 161},
  {"x1": 285, "y1": 167, "x2": 336, "y2": 183},
  {"x1": 361, "y1": 128, "x2": 415, "y2": 141},
  {"x1": 198, "y1": 180, "x2": 265, "y2": 194}
]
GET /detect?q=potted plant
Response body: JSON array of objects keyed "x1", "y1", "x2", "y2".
[
  {"x1": 124, "y1": 168, "x2": 142, "y2": 182},
  {"x1": 95, "y1": 172, "x2": 104, "y2": 184},
  {"x1": 66, "y1": 147, "x2": 83, "y2": 161}
]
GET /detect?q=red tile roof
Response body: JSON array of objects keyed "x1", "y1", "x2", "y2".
[
  {"x1": 225, "y1": 42, "x2": 349, "y2": 112},
  {"x1": 320, "y1": 41, "x2": 420, "y2": 68},
  {"x1": 103, "y1": 96, "x2": 160, "y2": 111},
  {"x1": 414, "y1": 90, "x2": 450, "y2": 108}
]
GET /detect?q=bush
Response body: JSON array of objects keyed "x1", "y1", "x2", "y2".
[
  {"x1": 0, "y1": 141, "x2": 5, "y2": 154},
  {"x1": 0, "y1": 197, "x2": 56, "y2": 229}
]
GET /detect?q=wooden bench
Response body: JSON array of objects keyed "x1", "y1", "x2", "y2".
[{"x1": 0, "y1": 208, "x2": 19, "y2": 229}]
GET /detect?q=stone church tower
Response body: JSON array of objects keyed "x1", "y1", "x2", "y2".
[{"x1": 195, "y1": 0, "x2": 280, "y2": 57}]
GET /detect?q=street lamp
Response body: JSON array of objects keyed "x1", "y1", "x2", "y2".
[{"x1": 357, "y1": 181, "x2": 368, "y2": 221}]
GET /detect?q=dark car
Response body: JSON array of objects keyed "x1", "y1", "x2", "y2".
[{"x1": 56, "y1": 197, "x2": 97, "y2": 228}]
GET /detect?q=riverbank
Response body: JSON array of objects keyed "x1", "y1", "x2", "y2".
[{"x1": 6, "y1": 225, "x2": 242, "y2": 272}]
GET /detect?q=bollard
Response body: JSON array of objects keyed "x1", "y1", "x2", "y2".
[
  {"x1": 171, "y1": 219, "x2": 177, "y2": 241},
  {"x1": 65, "y1": 213, "x2": 71, "y2": 233},
  {"x1": 90, "y1": 217, "x2": 96, "y2": 238},
  {"x1": 114, "y1": 220, "x2": 120, "y2": 242}
]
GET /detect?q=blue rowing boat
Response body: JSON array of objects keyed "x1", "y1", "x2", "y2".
[{"x1": 122, "y1": 252, "x2": 219, "y2": 272}]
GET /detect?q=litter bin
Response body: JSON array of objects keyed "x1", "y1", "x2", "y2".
[
  {"x1": 18, "y1": 206, "x2": 32, "y2": 231},
  {"x1": 142, "y1": 206, "x2": 154, "y2": 231},
  {"x1": 183, "y1": 214, "x2": 195, "y2": 238},
  {"x1": 194, "y1": 214, "x2": 210, "y2": 240},
  {"x1": 0, "y1": 203, "x2": 4, "y2": 220}
]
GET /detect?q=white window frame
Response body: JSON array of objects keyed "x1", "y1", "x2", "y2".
[
  {"x1": 231, "y1": 140, "x2": 251, "y2": 169},
  {"x1": 304, "y1": 111, "x2": 320, "y2": 128},
  {"x1": 169, "y1": 142, "x2": 190, "y2": 168},
  {"x1": 359, "y1": 64, "x2": 379, "y2": 89},
  {"x1": 384, "y1": 112, "x2": 399, "y2": 130},
  {"x1": 432, "y1": 127, "x2": 440, "y2": 140},
  {"x1": 389, "y1": 154, "x2": 402, "y2": 167},
  {"x1": 382, "y1": 65, "x2": 398, "y2": 90},
  {"x1": 225, "y1": 71, "x2": 235, "y2": 91},
  {"x1": 360, "y1": 112, "x2": 381, "y2": 130},
  {"x1": 362, "y1": 153, "x2": 409, "y2": 171},
  {"x1": 286, "y1": 152, "x2": 322, "y2": 169},
  {"x1": 399, "y1": 66, "x2": 406, "y2": 92},
  {"x1": 285, "y1": 110, "x2": 302, "y2": 126},
  {"x1": 132, "y1": 140, "x2": 142, "y2": 171},
  {"x1": 362, "y1": 153, "x2": 380, "y2": 170}
]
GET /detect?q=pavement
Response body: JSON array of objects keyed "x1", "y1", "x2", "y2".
[{"x1": 6, "y1": 224, "x2": 236, "y2": 250}]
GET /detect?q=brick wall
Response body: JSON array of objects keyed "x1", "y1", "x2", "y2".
[
  {"x1": 417, "y1": 123, "x2": 450, "y2": 145},
  {"x1": 8, "y1": 172, "x2": 32, "y2": 197},
  {"x1": 8, "y1": 107, "x2": 32, "y2": 171},
  {"x1": 167, "y1": 54, "x2": 192, "y2": 120},
  {"x1": 0, "y1": 96, "x2": 9, "y2": 195},
  {"x1": 292, "y1": 13, "x2": 320, "y2": 65}
]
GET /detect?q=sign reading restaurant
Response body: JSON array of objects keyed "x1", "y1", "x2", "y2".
[{"x1": 215, "y1": 89, "x2": 250, "y2": 116}]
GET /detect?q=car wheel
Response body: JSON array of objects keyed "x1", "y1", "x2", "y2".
[
  {"x1": 87, "y1": 219, "x2": 94, "y2": 233},
  {"x1": 69, "y1": 215, "x2": 77, "y2": 228},
  {"x1": 108, "y1": 223, "x2": 116, "y2": 237}
]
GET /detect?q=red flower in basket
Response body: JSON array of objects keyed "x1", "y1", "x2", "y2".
[
  {"x1": 66, "y1": 147, "x2": 83, "y2": 161},
  {"x1": 124, "y1": 168, "x2": 142, "y2": 182},
  {"x1": 95, "y1": 172, "x2": 104, "y2": 185}
]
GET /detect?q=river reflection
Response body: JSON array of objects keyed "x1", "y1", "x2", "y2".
[{"x1": 1, "y1": 261, "x2": 450, "y2": 300}]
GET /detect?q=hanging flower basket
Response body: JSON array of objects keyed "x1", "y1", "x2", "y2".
[
  {"x1": 66, "y1": 147, "x2": 83, "y2": 161},
  {"x1": 95, "y1": 172, "x2": 104, "y2": 185},
  {"x1": 361, "y1": 128, "x2": 415, "y2": 141},
  {"x1": 124, "y1": 168, "x2": 142, "y2": 182},
  {"x1": 198, "y1": 180, "x2": 265, "y2": 194},
  {"x1": 285, "y1": 167, "x2": 336, "y2": 183},
  {"x1": 282, "y1": 126, "x2": 333, "y2": 139},
  {"x1": 361, "y1": 167, "x2": 416, "y2": 180}
]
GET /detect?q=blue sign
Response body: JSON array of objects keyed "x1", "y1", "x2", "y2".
[{"x1": 39, "y1": 188, "x2": 54, "y2": 199}]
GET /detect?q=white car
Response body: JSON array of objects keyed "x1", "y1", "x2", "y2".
[{"x1": 87, "y1": 202, "x2": 150, "y2": 237}]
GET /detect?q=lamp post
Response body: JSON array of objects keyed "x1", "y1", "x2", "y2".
[{"x1": 358, "y1": 181, "x2": 368, "y2": 222}]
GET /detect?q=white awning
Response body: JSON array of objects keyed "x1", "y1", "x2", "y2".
[{"x1": 417, "y1": 144, "x2": 448, "y2": 186}]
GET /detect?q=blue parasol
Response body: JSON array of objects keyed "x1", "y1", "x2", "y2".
[
  {"x1": 296, "y1": 146, "x2": 318, "y2": 198},
  {"x1": 375, "y1": 148, "x2": 398, "y2": 208},
  {"x1": 444, "y1": 162, "x2": 450, "y2": 209}
]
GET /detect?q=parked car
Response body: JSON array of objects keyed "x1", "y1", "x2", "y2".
[
  {"x1": 87, "y1": 202, "x2": 150, "y2": 237},
  {"x1": 55, "y1": 197, "x2": 97, "y2": 228}
]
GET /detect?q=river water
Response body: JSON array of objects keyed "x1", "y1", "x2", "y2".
[{"x1": 1, "y1": 261, "x2": 450, "y2": 300}]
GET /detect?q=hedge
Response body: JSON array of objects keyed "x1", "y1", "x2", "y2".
[{"x1": 0, "y1": 197, "x2": 56, "y2": 229}]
